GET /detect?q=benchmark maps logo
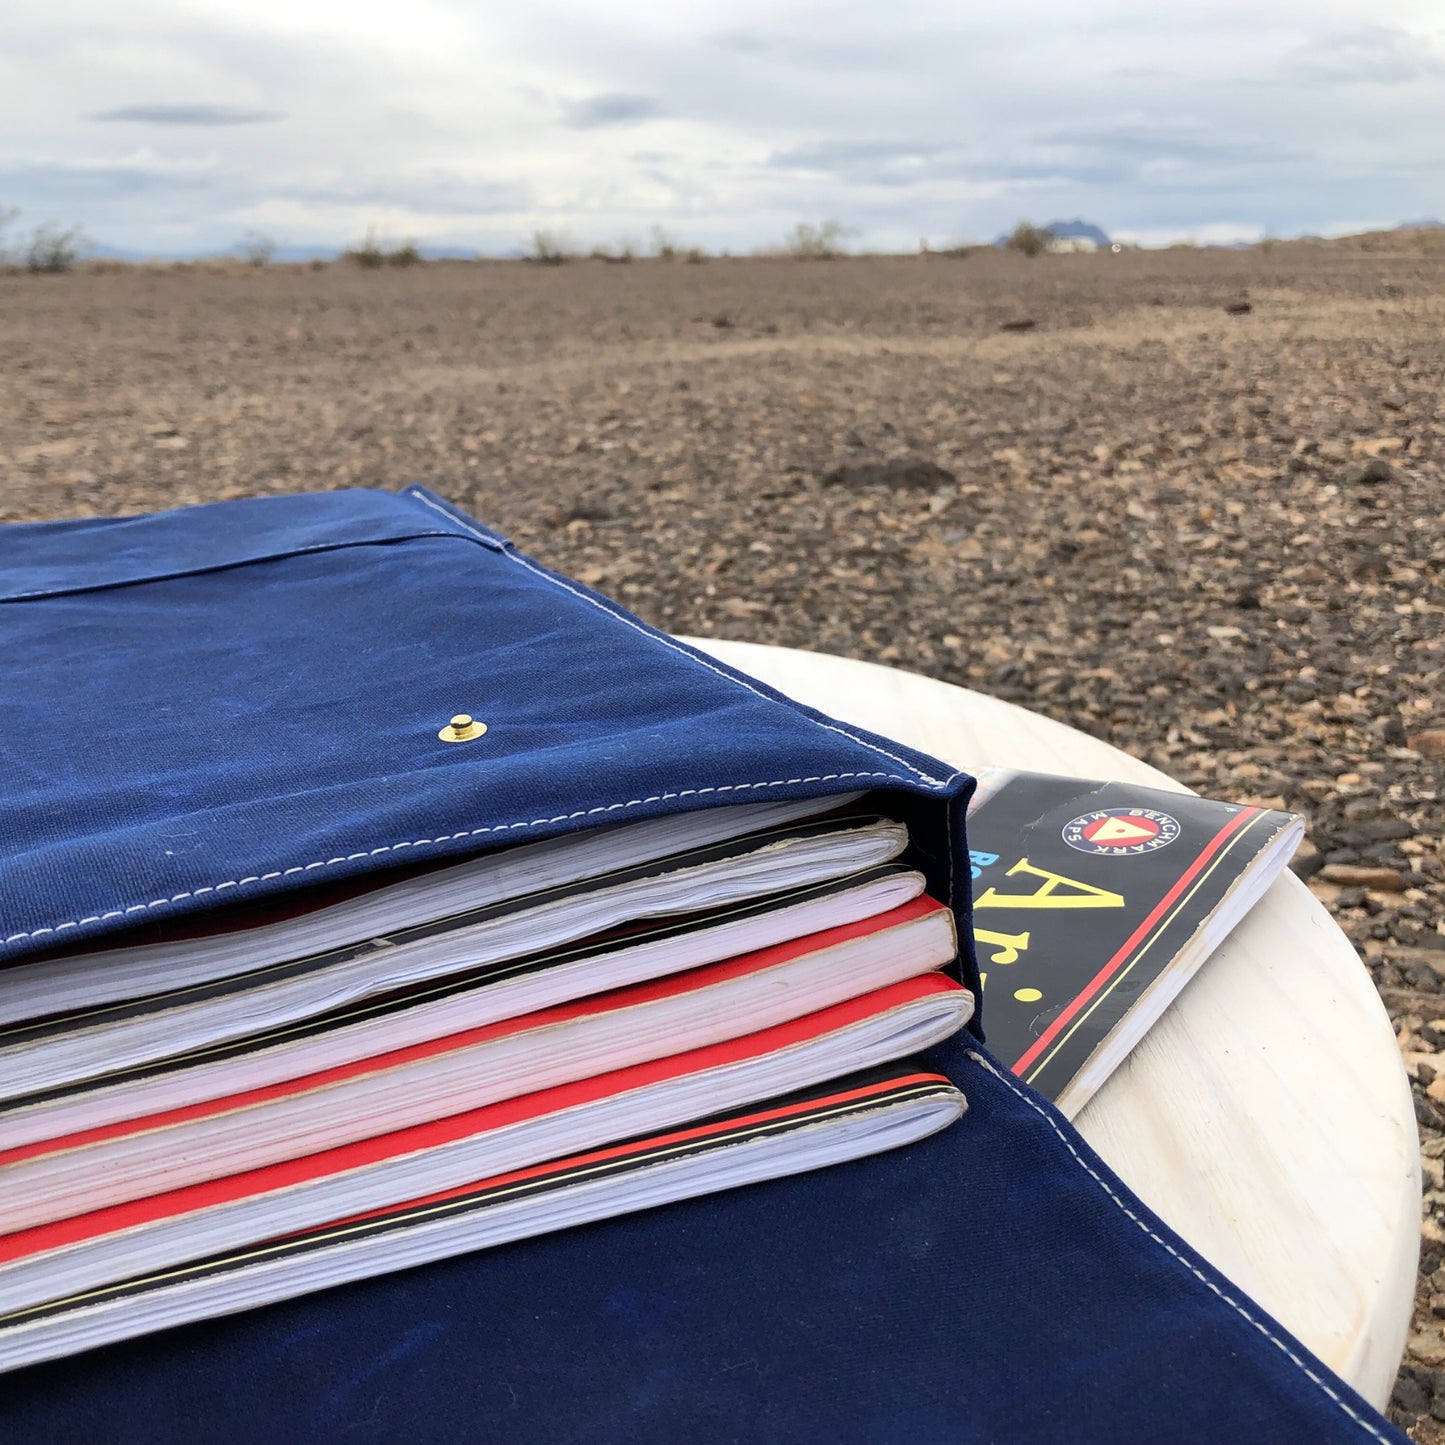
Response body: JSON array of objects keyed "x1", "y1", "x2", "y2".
[{"x1": 1062, "y1": 807, "x2": 1181, "y2": 857}]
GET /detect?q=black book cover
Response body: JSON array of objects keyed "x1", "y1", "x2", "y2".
[{"x1": 967, "y1": 772, "x2": 1302, "y2": 1112}]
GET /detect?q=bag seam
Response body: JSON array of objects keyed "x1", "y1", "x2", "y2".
[
  {"x1": 1, "y1": 772, "x2": 909, "y2": 947},
  {"x1": 406, "y1": 489, "x2": 956, "y2": 790},
  {"x1": 0, "y1": 530, "x2": 473, "y2": 605},
  {"x1": 966, "y1": 1050, "x2": 1393, "y2": 1444}
]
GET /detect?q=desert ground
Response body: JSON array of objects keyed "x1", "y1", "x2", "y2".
[{"x1": 2, "y1": 240, "x2": 1443, "y2": 1433}]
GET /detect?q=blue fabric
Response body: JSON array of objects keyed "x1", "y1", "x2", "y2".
[
  {"x1": 0, "y1": 488, "x2": 1402, "y2": 1442},
  {"x1": 0, "y1": 487, "x2": 972, "y2": 971},
  {"x1": 0, "y1": 1040, "x2": 1401, "y2": 1444}
]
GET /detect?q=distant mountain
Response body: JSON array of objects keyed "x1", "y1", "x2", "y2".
[
  {"x1": 992, "y1": 219, "x2": 1111, "y2": 247},
  {"x1": 1396, "y1": 218, "x2": 1445, "y2": 230}
]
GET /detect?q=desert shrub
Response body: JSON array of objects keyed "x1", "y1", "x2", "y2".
[
  {"x1": 0, "y1": 205, "x2": 87, "y2": 273},
  {"x1": 343, "y1": 229, "x2": 387, "y2": 268},
  {"x1": 933, "y1": 237, "x2": 985, "y2": 258},
  {"x1": 590, "y1": 240, "x2": 640, "y2": 264},
  {"x1": 647, "y1": 229, "x2": 707, "y2": 262},
  {"x1": 784, "y1": 219, "x2": 850, "y2": 259},
  {"x1": 25, "y1": 223, "x2": 87, "y2": 273},
  {"x1": 1002, "y1": 221, "x2": 1054, "y2": 258},
  {"x1": 528, "y1": 229, "x2": 572, "y2": 265},
  {"x1": 236, "y1": 230, "x2": 276, "y2": 267},
  {"x1": 343, "y1": 231, "x2": 422, "y2": 267}
]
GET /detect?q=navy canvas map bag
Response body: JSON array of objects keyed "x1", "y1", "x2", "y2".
[{"x1": 0, "y1": 487, "x2": 1402, "y2": 1443}]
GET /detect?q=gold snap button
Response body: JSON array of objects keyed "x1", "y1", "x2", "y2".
[{"x1": 440, "y1": 713, "x2": 487, "y2": 743}]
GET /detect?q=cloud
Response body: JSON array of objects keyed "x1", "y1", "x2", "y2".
[
  {"x1": 765, "y1": 139, "x2": 940, "y2": 187},
  {"x1": 711, "y1": 30, "x2": 771, "y2": 55},
  {"x1": 561, "y1": 93, "x2": 663, "y2": 130},
  {"x1": 276, "y1": 173, "x2": 532, "y2": 217},
  {"x1": 765, "y1": 137, "x2": 1141, "y2": 190},
  {"x1": 705, "y1": 27, "x2": 916, "y2": 70},
  {"x1": 91, "y1": 104, "x2": 285, "y2": 126},
  {"x1": 1287, "y1": 25, "x2": 1445, "y2": 85},
  {"x1": 0, "y1": 153, "x2": 216, "y2": 204},
  {"x1": 4, "y1": 0, "x2": 1444, "y2": 255},
  {"x1": 1034, "y1": 119, "x2": 1294, "y2": 168},
  {"x1": 769, "y1": 139, "x2": 942, "y2": 169}
]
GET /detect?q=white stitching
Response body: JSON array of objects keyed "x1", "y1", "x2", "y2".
[
  {"x1": 1, "y1": 772, "x2": 905, "y2": 945},
  {"x1": 965, "y1": 1050, "x2": 1393, "y2": 1443},
  {"x1": 406, "y1": 488, "x2": 951, "y2": 788},
  {"x1": 0, "y1": 531, "x2": 465, "y2": 603}
]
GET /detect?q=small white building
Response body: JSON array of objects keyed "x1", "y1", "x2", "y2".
[{"x1": 1046, "y1": 235, "x2": 1099, "y2": 254}]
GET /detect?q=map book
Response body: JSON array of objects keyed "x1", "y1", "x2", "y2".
[{"x1": 967, "y1": 771, "x2": 1302, "y2": 1115}]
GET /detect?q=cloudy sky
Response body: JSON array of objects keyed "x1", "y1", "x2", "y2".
[{"x1": 1, "y1": 0, "x2": 1442, "y2": 256}]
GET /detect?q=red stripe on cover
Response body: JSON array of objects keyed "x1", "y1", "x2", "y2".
[
  {"x1": 311, "y1": 1068, "x2": 955, "y2": 1234},
  {"x1": 0, "y1": 972, "x2": 966, "y2": 1262},
  {"x1": 0, "y1": 896, "x2": 949, "y2": 1167},
  {"x1": 1010, "y1": 808, "x2": 1261, "y2": 1076}
]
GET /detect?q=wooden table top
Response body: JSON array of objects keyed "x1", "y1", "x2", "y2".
[{"x1": 683, "y1": 636, "x2": 1419, "y2": 1409}]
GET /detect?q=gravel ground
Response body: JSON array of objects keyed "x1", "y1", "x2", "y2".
[{"x1": 2, "y1": 243, "x2": 1442, "y2": 1433}]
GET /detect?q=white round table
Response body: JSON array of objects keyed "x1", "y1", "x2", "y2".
[{"x1": 683, "y1": 637, "x2": 1419, "y2": 1409}]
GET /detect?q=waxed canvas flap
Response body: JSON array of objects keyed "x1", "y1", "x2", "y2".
[
  {"x1": 0, "y1": 488, "x2": 495, "y2": 605},
  {"x1": 0, "y1": 487, "x2": 972, "y2": 964}
]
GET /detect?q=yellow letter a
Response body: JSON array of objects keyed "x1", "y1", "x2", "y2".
[{"x1": 974, "y1": 858, "x2": 1125, "y2": 911}]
